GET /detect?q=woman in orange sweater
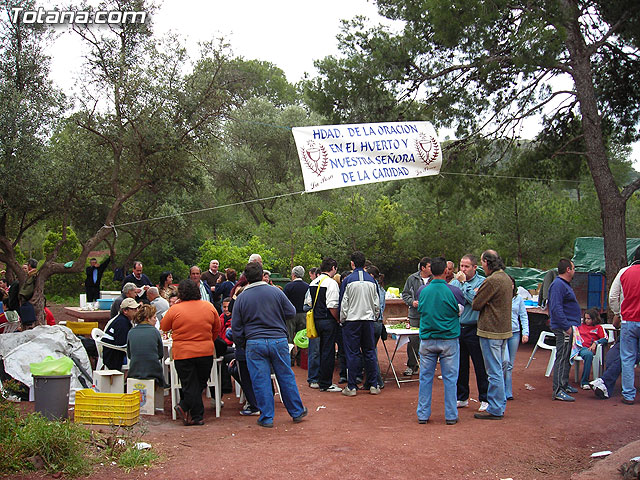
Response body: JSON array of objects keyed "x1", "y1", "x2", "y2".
[{"x1": 161, "y1": 278, "x2": 220, "y2": 426}]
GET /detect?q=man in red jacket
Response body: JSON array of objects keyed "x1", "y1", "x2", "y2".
[{"x1": 609, "y1": 247, "x2": 640, "y2": 405}]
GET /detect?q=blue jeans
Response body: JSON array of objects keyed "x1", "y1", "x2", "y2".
[
  {"x1": 620, "y1": 321, "x2": 640, "y2": 401},
  {"x1": 246, "y1": 338, "x2": 305, "y2": 424},
  {"x1": 417, "y1": 338, "x2": 459, "y2": 422},
  {"x1": 479, "y1": 337, "x2": 508, "y2": 416},
  {"x1": 307, "y1": 336, "x2": 320, "y2": 384},
  {"x1": 578, "y1": 347, "x2": 594, "y2": 386},
  {"x1": 503, "y1": 332, "x2": 520, "y2": 399}
]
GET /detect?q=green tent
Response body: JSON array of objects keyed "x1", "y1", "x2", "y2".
[
  {"x1": 571, "y1": 237, "x2": 640, "y2": 274},
  {"x1": 477, "y1": 266, "x2": 546, "y2": 290}
]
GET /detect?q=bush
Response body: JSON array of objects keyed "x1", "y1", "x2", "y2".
[
  {"x1": 198, "y1": 236, "x2": 276, "y2": 274},
  {"x1": 0, "y1": 396, "x2": 160, "y2": 476},
  {"x1": 43, "y1": 226, "x2": 85, "y2": 298},
  {"x1": 0, "y1": 398, "x2": 91, "y2": 476}
]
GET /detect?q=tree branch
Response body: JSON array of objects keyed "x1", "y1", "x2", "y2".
[{"x1": 621, "y1": 177, "x2": 640, "y2": 201}]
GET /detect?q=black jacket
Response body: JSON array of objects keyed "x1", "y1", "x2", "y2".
[{"x1": 85, "y1": 257, "x2": 111, "y2": 288}]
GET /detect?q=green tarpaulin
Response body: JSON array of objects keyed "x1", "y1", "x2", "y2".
[
  {"x1": 504, "y1": 267, "x2": 547, "y2": 290},
  {"x1": 572, "y1": 237, "x2": 640, "y2": 274},
  {"x1": 477, "y1": 266, "x2": 546, "y2": 290}
]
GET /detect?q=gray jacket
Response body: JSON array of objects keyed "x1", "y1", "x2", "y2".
[{"x1": 402, "y1": 271, "x2": 429, "y2": 320}]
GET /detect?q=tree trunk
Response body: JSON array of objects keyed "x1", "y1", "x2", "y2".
[
  {"x1": 562, "y1": 1, "x2": 629, "y2": 305},
  {"x1": 514, "y1": 192, "x2": 523, "y2": 267}
]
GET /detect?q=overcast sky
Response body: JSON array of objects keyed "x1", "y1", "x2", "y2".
[
  {"x1": 43, "y1": 0, "x2": 638, "y2": 165},
  {"x1": 48, "y1": 0, "x2": 385, "y2": 86}
]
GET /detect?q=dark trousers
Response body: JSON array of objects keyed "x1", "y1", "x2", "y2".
[
  {"x1": 342, "y1": 321, "x2": 378, "y2": 390},
  {"x1": 367, "y1": 321, "x2": 384, "y2": 387},
  {"x1": 221, "y1": 348, "x2": 235, "y2": 393},
  {"x1": 86, "y1": 286, "x2": 101, "y2": 302},
  {"x1": 230, "y1": 355, "x2": 259, "y2": 410},
  {"x1": 602, "y1": 342, "x2": 621, "y2": 395},
  {"x1": 457, "y1": 324, "x2": 488, "y2": 402},
  {"x1": 335, "y1": 326, "x2": 349, "y2": 378},
  {"x1": 316, "y1": 318, "x2": 338, "y2": 389},
  {"x1": 407, "y1": 317, "x2": 421, "y2": 369},
  {"x1": 552, "y1": 328, "x2": 572, "y2": 396},
  {"x1": 174, "y1": 355, "x2": 213, "y2": 422}
]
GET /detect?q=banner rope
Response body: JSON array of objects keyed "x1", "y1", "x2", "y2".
[{"x1": 105, "y1": 170, "x2": 584, "y2": 229}]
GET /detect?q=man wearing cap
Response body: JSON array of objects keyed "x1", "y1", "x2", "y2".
[{"x1": 103, "y1": 297, "x2": 139, "y2": 371}]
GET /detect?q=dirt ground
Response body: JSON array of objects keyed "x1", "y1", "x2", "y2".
[{"x1": 18, "y1": 306, "x2": 640, "y2": 479}]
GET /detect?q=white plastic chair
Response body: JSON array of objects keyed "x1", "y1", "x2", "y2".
[
  {"x1": 165, "y1": 352, "x2": 182, "y2": 421},
  {"x1": 91, "y1": 327, "x2": 129, "y2": 371},
  {"x1": 525, "y1": 331, "x2": 556, "y2": 377},
  {"x1": 206, "y1": 356, "x2": 224, "y2": 418}
]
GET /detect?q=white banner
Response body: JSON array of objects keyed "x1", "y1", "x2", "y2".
[{"x1": 292, "y1": 121, "x2": 442, "y2": 192}]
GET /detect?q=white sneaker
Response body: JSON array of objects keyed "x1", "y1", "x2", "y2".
[
  {"x1": 321, "y1": 384, "x2": 342, "y2": 392},
  {"x1": 309, "y1": 382, "x2": 320, "y2": 389},
  {"x1": 341, "y1": 386, "x2": 357, "y2": 397},
  {"x1": 590, "y1": 378, "x2": 609, "y2": 399},
  {"x1": 478, "y1": 401, "x2": 489, "y2": 412},
  {"x1": 369, "y1": 385, "x2": 381, "y2": 395},
  {"x1": 456, "y1": 400, "x2": 469, "y2": 408}
]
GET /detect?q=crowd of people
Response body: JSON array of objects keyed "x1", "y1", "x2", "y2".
[{"x1": 2, "y1": 246, "x2": 639, "y2": 427}]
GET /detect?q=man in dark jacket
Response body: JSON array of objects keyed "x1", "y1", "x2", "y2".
[
  {"x1": 103, "y1": 297, "x2": 139, "y2": 371},
  {"x1": 401, "y1": 257, "x2": 431, "y2": 376},
  {"x1": 121, "y1": 261, "x2": 153, "y2": 303},
  {"x1": 85, "y1": 256, "x2": 110, "y2": 302},
  {"x1": 548, "y1": 258, "x2": 581, "y2": 402},
  {"x1": 232, "y1": 262, "x2": 307, "y2": 428},
  {"x1": 283, "y1": 265, "x2": 309, "y2": 343}
]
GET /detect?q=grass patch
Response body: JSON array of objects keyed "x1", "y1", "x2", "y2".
[
  {"x1": 0, "y1": 395, "x2": 161, "y2": 476},
  {"x1": 0, "y1": 399, "x2": 92, "y2": 476},
  {"x1": 117, "y1": 445, "x2": 159, "y2": 471},
  {"x1": 47, "y1": 294, "x2": 79, "y2": 306}
]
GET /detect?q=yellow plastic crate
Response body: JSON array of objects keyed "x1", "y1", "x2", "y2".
[
  {"x1": 74, "y1": 389, "x2": 140, "y2": 426},
  {"x1": 64, "y1": 321, "x2": 99, "y2": 335}
]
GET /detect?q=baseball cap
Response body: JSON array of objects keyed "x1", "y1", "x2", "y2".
[{"x1": 121, "y1": 298, "x2": 140, "y2": 310}]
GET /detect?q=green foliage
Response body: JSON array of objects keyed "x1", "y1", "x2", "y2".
[
  {"x1": 198, "y1": 236, "x2": 276, "y2": 274},
  {"x1": 42, "y1": 226, "x2": 82, "y2": 260},
  {"x1": 139, "y1": 257, "x2": 190, "y2": 286},
  {"x1": 43, "y1": 226, "x2": 84, "y2": 297},
  {"x1": 0, "y1": 396, "x2": 160, "y2": 476},
  {"x1": 0, "y1": 398, "x2": 91, "y2": 476}
]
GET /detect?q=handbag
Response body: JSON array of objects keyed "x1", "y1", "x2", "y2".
[{"x1": 306, "y1": 276, "x2": 327, "y2": 340}]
